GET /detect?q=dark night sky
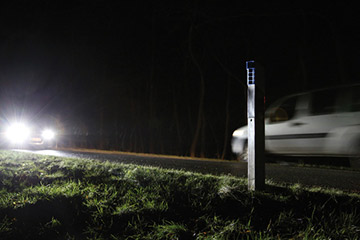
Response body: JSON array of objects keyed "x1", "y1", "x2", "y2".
[{"x1": 0, "y1": 1, "x2": 359, "y2": 157}]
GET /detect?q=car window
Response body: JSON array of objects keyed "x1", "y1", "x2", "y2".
[
  {"x1": 351, "y1": 86, "x2": 360, "y2": 112},
  {"x1": 335, "y1": 86, "x2": 360, "y2": 113},
  {"x1": 310, "y1": 89, "x2": 337, "y2": 115},
  {"x1": 269, "y1": 96, "x2": 297, "y2": 123}
]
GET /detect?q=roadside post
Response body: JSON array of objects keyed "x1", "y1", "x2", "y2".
[{"x1": 246, "y1": 60, "x2": 265, "y2": 191}]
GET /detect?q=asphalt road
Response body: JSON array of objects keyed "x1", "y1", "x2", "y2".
[{"x1": 15, "y1": 149, "x2": 360, "y2": 192}]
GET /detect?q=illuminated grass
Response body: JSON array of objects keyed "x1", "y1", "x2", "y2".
[{"x1": 0, "y1": 150, "x2": 359, "y2": 239}]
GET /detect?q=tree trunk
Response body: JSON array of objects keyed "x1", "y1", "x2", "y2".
[
  {"x1": 172, "y1": 84, "x2": 182, "y2": 155},
  {"x1": 189, "y1": 24, "x2": 205, "y2": 157},
  {"x1": 148, "y1": 11, "x2": 156, "y2": 153},
  {"x1": 299, "y1": 11, "x2": 308, "y2": 90},
  {"x1": 221, "y1": 76, "x2": 231, "y2": 159}
]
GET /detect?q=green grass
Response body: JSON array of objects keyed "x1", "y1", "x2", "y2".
[{"x1": 0, "y1": 150, "x2": 359, "y2": 239}]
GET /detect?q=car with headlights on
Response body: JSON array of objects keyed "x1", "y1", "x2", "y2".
[
  {"x1": 231, "y1": 83, "x2": 360, "y2": 168},
  {"x1": 4, "y1": 122, "x2": 56, "y2": 149}
]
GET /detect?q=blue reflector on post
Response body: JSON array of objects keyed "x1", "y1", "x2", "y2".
[{"x1": 246, "y1": 60, "x2": 255, "y2": 85}]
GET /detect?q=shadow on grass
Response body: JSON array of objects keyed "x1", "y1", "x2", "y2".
[{"x1": 1, "y1": 197, "x2": 86, "y2": 240}]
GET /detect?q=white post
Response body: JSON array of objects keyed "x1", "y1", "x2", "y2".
[{"x1": 246, "y1": 60, "x2": 265, "y2": 191}]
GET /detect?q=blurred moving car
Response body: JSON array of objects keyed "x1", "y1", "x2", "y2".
[
  {"x1": 4, "y1": 122, "x2": 56, "y2": 149},
  {"x1": 232, "y1": 83, "x2": 360, "y2": 168}
]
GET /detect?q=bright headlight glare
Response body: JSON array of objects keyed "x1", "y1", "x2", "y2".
[
  {"x1": 42, "y1": 129, "x2": 55, "y2": 140},
  {"x1": 6, "y1": 123, "x2": 31, "y2": 143}
]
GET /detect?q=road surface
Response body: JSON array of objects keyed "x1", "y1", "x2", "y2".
[{"x1": 14, "y1": 148, "x2": 360, "y2": 192}]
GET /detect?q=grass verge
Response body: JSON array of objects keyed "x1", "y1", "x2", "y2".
[{"x1": 0, "y1": 150, "x2": 359, "y2": 239}]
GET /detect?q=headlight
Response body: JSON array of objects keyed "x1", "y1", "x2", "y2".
[
  {"x1": 232, "y1": 128, "x2": 247, "y2": 138},
  {"x1": 42, "y1": 129, "x2": 55, "y2": 140},
  {"x1": 5, "y1": 123, "x2": 31, "y2": 143}
]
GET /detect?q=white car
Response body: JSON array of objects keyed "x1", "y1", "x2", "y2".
[
  {"x1": 232, "y1": 83, "x2": 360, "y2": 168},
  {"x1": 3, "y1": 122, "x2": 56, "y2": 149}
]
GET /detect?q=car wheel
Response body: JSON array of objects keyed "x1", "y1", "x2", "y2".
[{"x1": 237, "y1": 143, "x2": 248, "y2": 162}]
